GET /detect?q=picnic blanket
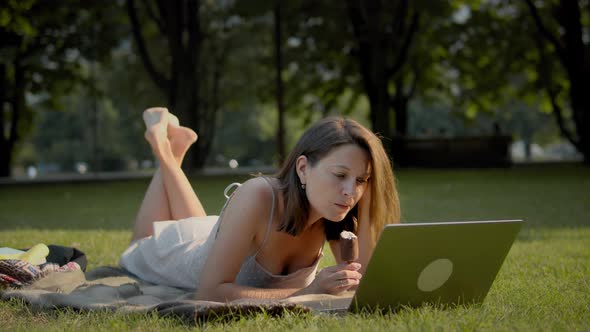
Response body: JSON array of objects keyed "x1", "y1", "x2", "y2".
[{"x1": 0, "y1": 266, "x2": 353, "y2": 321}]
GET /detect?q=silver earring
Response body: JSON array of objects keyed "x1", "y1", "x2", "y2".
[{"x1": 301, "y1": 184, "x2": 306, "y2": 190}]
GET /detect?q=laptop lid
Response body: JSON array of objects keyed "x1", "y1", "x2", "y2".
[{"x1": 349, "y1": 219, "x2": 524, "y2": 312}]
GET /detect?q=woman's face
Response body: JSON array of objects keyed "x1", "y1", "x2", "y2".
[{"x1": 297, "y1": 144, "x2": 371, "y2": 223}]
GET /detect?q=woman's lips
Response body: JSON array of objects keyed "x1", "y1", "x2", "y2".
[{"x1": 335, "y1": 203, "x2": 350, "y2": 211}]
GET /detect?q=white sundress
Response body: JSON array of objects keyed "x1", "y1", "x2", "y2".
[
  {"x1": 118, "y1": 180, "x2": 321, "y2": 290},
  {"x1": 118, "y1": 183, "x2": 240, "y2": 290}
]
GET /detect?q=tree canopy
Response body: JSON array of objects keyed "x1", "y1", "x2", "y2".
[{"x1": 2, "y1": 0, "x2": 589, "y2": 177}]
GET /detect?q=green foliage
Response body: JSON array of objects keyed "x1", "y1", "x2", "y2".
[
  {"x1": 0, "y1": 1, "x2": 127, "y2": 175},
  {"x1": 6, "y1": 0, "x2": 589, "y2": 173},
  {"x1": 0, "y1": 0, "x2": 36, "y2": 36}
]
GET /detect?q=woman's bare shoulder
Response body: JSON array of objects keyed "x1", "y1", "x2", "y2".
[
  {"x1": 215, "y1": 177, "x2": 277, "y2": 242},
  {"x1": 222, "y1": 177, "x2": 277, "y2": 217},
  {"x1": 237, "y1": 177, "x2": 277, "y2": 201}
]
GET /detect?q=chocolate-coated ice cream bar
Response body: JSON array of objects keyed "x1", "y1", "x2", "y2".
[{"x1": 339, "y1": 230, "x2": 359, "y2": 262}]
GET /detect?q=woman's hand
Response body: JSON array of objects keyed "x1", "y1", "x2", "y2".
[{"x1": 301, "y1": 262, "x2": 362, "y2": 295}]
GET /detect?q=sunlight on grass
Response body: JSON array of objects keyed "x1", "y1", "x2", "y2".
[{"x1": 1, "y1": 166, "x2": 589, "y2": 330}]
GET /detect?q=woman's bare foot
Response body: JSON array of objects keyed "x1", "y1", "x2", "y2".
[
  {"x1": 168, "y1": 125, "x2": 198, "y2": 164},
  {"x1": 167, "y1": 112, "x2": 180, "y2": 127},
  {"x1": 143, "y1": 107, "x2": 196, "y2": 164},
  {"x1": 143, "y1": 107, "x2": 172, "y2": 159},
  {"x1": 143, "y1": 107, "x2": 169, "y2": 128}
]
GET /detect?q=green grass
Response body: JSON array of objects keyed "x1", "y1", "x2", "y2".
[{"x1": 1, "y1": 165, "x2": 589, "y2": 331}]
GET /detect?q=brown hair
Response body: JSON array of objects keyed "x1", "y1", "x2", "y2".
[{"x1": 275, "y1": 117, "x2": 400, "y2": 244}]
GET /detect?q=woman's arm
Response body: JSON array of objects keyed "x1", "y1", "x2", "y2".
[
  {"x1": 196, "y1": 178, "x2": 361, "y2": 301},
  {"x1": 195, "y1": 178, "x2": 276, "y2": 301},
  {"x1": 201, "y1": 266, "x2": 362, "y2": 301}
]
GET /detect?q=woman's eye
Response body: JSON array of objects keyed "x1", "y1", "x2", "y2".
[
  {"x1": 334, "y1": 173, "x2": 346, "y2": 178},
  {"x1": 356, "y1": 178, "x2": 367, "y2": 184}
]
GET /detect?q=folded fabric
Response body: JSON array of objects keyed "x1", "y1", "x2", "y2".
[
  {"x1": 0, "y1": 244, "x2": 49, "y2": 265},
  {"x1": 0, "y1": 273, "x2": 24, "y2": 288},
  {"x1": 45, "y1": 245, "x2": 87, "y2": 271},
  {"x1": 0, "y1": 260, "x2": 42, "y2": 285},
  {"x1": 0, "y1": 248, "x2": 25, "y2": 256},
  {"x1": 0, "y1": 259, "x2": 81, "y2": 288}
]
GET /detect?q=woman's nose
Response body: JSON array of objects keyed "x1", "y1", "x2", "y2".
[{"x1": 342, "y1": 180, "x2": 354, "y2": 196}]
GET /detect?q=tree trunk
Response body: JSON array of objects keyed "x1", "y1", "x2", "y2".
[
  {"x1": 171, "y1": 69, "x2": 205, "y2": 169},
  {"x1": 526, "y1": 0, "x2": 590, "y2": 164},
  {"x1": 357, "y1": 44, "x2": 392, "y2": 153},
  {"x1": 0, "y1": 63, "x2": 8, "y2": 177},
  {"x1": 0, "y1": 149, "x2": 9, "y2": 177},
  {"x1": 274, "y1": 1, "x2": 286, "y2": 166},
  {"x1": 345, "y1": 0, "x2": 418, "y2": 160},
  {"x1": 346, "y1": 0, "x2": 392, "y2": 151},
  {"x1": 0, "y1": 61, "x2": 24, "y2": 177},
  {"x1": 393, "y1": 99, "x2": 408, "y2": 137},
  {"x1": 357, "y1": 42, "x2": 391, "y2": 147},
  {"x1": 556, "y1": 0, "x2": 590, "y2": 165},
  {"x1": 130, "y1": 0, "x2": 227, "y2": 170},
  {"x1": 369, "y1": 80, "x2": 392, "y2": 152},
  {"x1": 568, "y1": 72, "x2": 590, "y2": 164},
  {"x1": 559, "y1": 0, "x2": 590, "y2": 164},
  {"x1": 392, "y1": 79, "x2": 409, "y2": 137},
  {"x1": 127, "y1": 0, "x2": 219, "y2": 171},
  {"x1": 173, "y1": 37, "x2": 223, "y2": 171}
]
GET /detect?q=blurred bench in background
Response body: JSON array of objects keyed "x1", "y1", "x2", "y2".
[{"x1": 392, "y1": 136, "x2": 512, "y2": 168}]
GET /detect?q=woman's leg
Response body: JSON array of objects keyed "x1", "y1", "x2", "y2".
[{"x1": 131, "y1": 107, "x2": 205, "y2": 241}]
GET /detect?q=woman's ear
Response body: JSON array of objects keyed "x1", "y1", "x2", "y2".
[{"x1": 295, "y1": 155, "x2": 308, "y2": 185}]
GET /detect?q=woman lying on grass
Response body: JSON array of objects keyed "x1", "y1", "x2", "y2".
[{"x1": 119, "y1": 107, "x2": 400, "y2": 301}]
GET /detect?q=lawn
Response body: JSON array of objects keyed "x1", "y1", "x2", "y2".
[{"x1": 1, "y1": 165, "x2": 589, "y2": 331}]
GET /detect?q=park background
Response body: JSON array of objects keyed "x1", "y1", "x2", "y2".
[
  {"x1": 1, "y1": 1, "x2": 589, "y2": 331},
  {"x1": 1, "y1": 0, "x2": 589, "y2": 178}
]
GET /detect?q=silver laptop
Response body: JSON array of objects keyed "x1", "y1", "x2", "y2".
[{"x1": 321, "y1": 219, "x2": 523, "y2": 313}]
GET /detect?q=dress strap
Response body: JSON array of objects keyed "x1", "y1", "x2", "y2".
[
  {"x1": 223, "y1": 182, "x2": 242, "y2": 199},
  {"x1": 215, "y1": 182, "x2": 242, "y2": 239},
  {"x1": 252, "y1": 177, "x2": 276, "y2": 258}
]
